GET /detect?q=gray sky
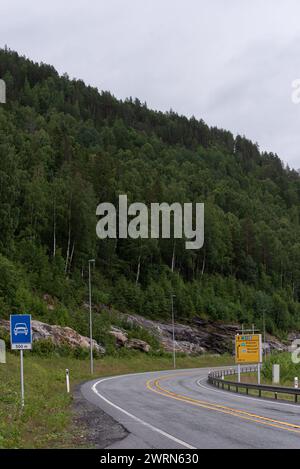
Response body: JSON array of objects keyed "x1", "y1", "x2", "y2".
[{"x1": 1, "y1": 0, "x2": 300, "y2": 168}]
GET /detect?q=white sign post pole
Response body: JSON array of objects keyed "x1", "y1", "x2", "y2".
[
  {"x1": 66, "y1": 369, "x2": 70, "y2": 393},
  {"x1": 20, "y1": 350, "x2": 25, "y2": 408},
  {"x1": 257, "y1": 363, "x2": 261, "y2": 385},
  {"x1": 258, "y1": 333, "x2": 263, "y2": 385},
  {"x1": 237, "y1": 364, "x2": 241, "y2": 383}
]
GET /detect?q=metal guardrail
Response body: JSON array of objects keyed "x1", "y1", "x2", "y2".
[{"x1": 208, "y1": 367, "x2": 300, "y2": 403}]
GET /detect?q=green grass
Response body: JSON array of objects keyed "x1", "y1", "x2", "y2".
[{"x1": 0, "y1": 351, "x2": 233, "y2": 449}]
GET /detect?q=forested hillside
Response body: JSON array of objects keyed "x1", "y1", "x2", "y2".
[{"x1": 0, "y1": 48, "x2": 299, "y2": 340}]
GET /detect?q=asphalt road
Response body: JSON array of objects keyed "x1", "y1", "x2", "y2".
[{"x1": 81, "y1": 367, "x2": 300, "y2": 449}]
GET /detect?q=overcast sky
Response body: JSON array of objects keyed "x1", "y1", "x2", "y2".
[{"x1": 1, "y1": 0, "x2": 300, "y2": 168}]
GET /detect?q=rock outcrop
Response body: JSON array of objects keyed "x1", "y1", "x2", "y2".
[
  {"x1": 122, "y1": 314, "x2": 288, "y2": 356},
  {"x1": 0, "y1": 319, "x2": 105, "y2": 354},
  {"x1": 126, "y1": 338, "x2": 151, "y2": 353},
  {"x1": 0, "y1": 308, "x2": 289, "y2": 358},
  {"x1": 109, "y1": 326, "x2": 128, "y2": 347},
  {"x1": 109, "y1": 326, "x2": 151, "y2": 352}
]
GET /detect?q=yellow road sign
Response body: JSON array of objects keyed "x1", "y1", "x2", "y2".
[{"x1": 235, "y1": 334, "x2": 262, "y2": 364}]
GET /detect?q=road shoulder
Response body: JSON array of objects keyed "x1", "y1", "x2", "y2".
[{"x1": 71, "y1": 383, "x2": 128, "y2": 448}]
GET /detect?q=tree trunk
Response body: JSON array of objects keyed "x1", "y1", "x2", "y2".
[
  {"x1": 136, "y1": 255, "x2": 141, "y2": 285},
  {"x1": 53, "y1": 198, "x2": 56, "y2": 258},
  {"x1": 68, "y1": 241, "x2": 75, "y2": 274},
  {"x1": 201, "y1": 249, "x2": 206, "y2": 277},
  {"x1": 65, "y1": 196, "x2": 72, "y2": 273},
  {"x1": 65, "y1": 222, "x2": 71, "y2": 274},
  {"x1": 171, "y1": 241, "x2": 176, "y2": 273}
]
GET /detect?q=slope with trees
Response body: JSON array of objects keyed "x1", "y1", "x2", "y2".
[{"x1": 0, "y1": 48, "x2": 299, "y2": 342}]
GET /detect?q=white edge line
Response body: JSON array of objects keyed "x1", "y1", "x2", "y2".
[
  {"x1": 92, "y1": 376, "x2": 196, "y2": 450},
  {"x1": 197, "y1": 376, "x2": 300, "y2": 410}
]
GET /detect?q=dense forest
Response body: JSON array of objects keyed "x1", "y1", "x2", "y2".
[{"x1": 0, "y1": 47, "x2": 299, "y2": 342}]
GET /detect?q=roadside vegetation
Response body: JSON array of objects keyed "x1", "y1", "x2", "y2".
[
  {"x1": 0, "y1": 351, "x2": 233, "y2": 449},
  {"x1": 262, "y1": 352, "x2": 300, "y2": 386},
  {"x1": 226, "y1": 353, "x2": 300, "y2": 387},
  {"x1": 224, "y1": 353, "x2": 300, "y2": 402}
]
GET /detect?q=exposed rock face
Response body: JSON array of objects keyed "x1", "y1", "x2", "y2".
[
  {"x1": 122, "y1": 314, "x2": 288, "y2": 356},
  {"x1": 109, "y1": 326, "x2": 151, "y2": 353},
  {"x1": 110, "y1": 326, "x2": 128, "y2": 346},
  {"x1": 265, "y1": 337, "x2": 287, "y2": 352},
  {"x1": 123, "y1": 314, "x2": 230, "y2": 355},
  {"x1": 126, "y1": 339, "x2": 151, "y2": 353},
  {"x1": 0, "y1": 309, "x2": 289, "y2": 358},
  {"x1": 0, "y1": 319, "x2": 105, "y2": 354}
]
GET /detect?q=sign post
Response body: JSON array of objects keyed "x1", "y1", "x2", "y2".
[
  {"x1": 235, "y1": 332, "x2": 262, "y2": 384},
  {"x1": 10, "y1": 315, "x2": 32, "y2": 407},
  {"x1": 257, "y1": 363, "x2": 261, "y2": 385},
  {"x1": 237, "y1": 364, "x2": 241, "y2": 383},
  {"x1": 20, "y1": 349, "x2": 25, "y2": 407}
]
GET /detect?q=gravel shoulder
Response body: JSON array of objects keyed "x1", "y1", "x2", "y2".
[{"x1": 71, "y1": 384, "x2": 128, "y2": 448}]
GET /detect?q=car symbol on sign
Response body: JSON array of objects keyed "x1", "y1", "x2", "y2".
[{"x1": 14, "y1": 323, "x2": 29, "y2": 336}]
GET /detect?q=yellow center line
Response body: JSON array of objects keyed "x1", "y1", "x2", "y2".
[{"x1": 146, "y1": 372, "x2": 300, "y2": 435}]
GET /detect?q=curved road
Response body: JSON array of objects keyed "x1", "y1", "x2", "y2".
[{"x1": 81, "y1": 367, "x2": 300, "y2": 449}]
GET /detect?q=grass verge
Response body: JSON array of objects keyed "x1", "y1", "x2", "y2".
[{"x1": 0, "y1": 351, "x2": 233, "y2": 449}]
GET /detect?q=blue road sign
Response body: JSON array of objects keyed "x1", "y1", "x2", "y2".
[{"x1": 10, "y1": 315, "x2": 32, "y2": 350}]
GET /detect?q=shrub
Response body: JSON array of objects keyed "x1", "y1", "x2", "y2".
[
  {"x1": 32, "y1": 339, "x2": 56, "y2": 357},
  {"x1": 262, "y1": 352, "x2": 300, "y2": 385},
  {"x1": 32, "y1": 339, "x2": 95, "y2": 359}
]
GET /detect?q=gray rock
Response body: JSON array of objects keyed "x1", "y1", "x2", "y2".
[
  {"x1": 121, "y1": 313, "x2": 288, "y2": 356},
  {"x1": 125, "y1": 338, "x2": 151, "y2": 353},
  {"x1": 109, "y1": 327, "x2": 128, "y2": 347}
]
